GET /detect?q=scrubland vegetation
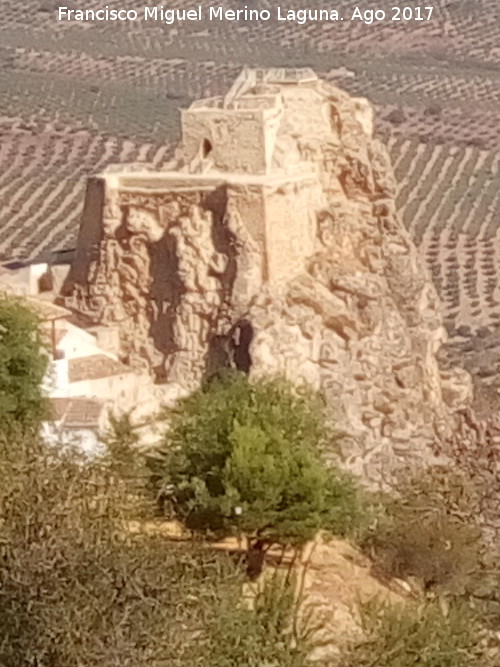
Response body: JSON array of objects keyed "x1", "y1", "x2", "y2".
[{"x1": 0, "y1": 296, "x2": 499, "y2": 665}]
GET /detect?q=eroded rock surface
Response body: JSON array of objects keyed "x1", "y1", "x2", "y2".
[
  {"x1": 241, "y1": 535, "x2": 411, "y2": 665},
  {"x1": 296, "y1": 537, "x2": 410, "y2": 664},
  {"x1": 62, "y1": 68, "x2": 471, "y2": 484}
]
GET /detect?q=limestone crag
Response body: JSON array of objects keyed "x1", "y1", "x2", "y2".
[
  {"x1": 246, "y1": 142, "x2": 469, "y2": 484},
  {"x1": 63, "y1": 68, "x2": 471, "y2": 484},
  {"x1": 243, "y1": 536, "x2": 411, "y2": 666}
]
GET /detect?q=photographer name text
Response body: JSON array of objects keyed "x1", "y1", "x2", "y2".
[{"x1": 57, "y1": 5, "x2": 435, "y2": 26}]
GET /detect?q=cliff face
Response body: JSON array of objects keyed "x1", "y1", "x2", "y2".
[
  {"x1": 246, "y1": 127, "x2": 472, "y2": 484},
  {"x1": 63, "y1": 68, "x2": 471, "y2": 484},
  {"x1": 247, "y1": 223, "x2": 467, "y2": 484}
]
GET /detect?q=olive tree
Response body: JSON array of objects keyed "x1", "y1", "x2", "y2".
[{"x1": 150, "y1": 372, "x2": 361, "y2": 570}]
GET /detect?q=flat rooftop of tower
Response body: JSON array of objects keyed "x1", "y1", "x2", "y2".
[
  {"x1": 258, "y1": 68, "x2": 318, "y2": 84},
  {"x1": 102, "y1": 169, "x2": 318, "y2": 192},
  {"x1": 188, "y1": 67, "x2": 320, "y2": 112}
]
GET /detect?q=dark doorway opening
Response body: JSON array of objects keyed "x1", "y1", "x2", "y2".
[
  {"x1": 202, "y1": 138, "x2": 213, "y2": 159},
  {"x1": 232, "y1": 320, "x2": 254, "y2": 373}
]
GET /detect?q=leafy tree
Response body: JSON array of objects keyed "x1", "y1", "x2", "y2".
[
  {"x1": 150, "y1": 372, "x2": 362, "y2": 566},
  {"x1": 0, "y1": 295, "x2": 49, "y2": 435}
]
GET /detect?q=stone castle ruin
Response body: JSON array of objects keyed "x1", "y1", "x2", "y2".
[{"x1": 63, "y1": 68, "x2": 472, "y2": 484}]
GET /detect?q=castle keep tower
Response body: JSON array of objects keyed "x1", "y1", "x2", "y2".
[{"x1": 63, "y1": 68, "x2": 375, "y2": 387}]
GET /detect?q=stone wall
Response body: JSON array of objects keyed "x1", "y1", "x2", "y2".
[
  {"x1": 181, "y1": 108, "x2": 269, "y2": 174},
  {"x1": 64, "y1": 181, "x2": 235, "y2": 387}
]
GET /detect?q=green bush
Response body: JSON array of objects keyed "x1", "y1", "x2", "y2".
[
  {"x1": 149, "y1": 372, "x2": 362, "y2": 551},
  {"x1": 0, "y1": 296, "x2": 49, "y2": 436},
  {"x1": 362, "y1": 466, "x2": 484, "y2": 593},
  {"x1": 343, "y1": 598, "x2": 490, "y2": 667}
]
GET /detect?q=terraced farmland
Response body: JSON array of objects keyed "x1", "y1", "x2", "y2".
[
  {"x1": 388, "y1": 138, "x2": 500, "y2": 331},
  {"x1": 0, "y1": 127, "x2": 171, "y2": 261}
]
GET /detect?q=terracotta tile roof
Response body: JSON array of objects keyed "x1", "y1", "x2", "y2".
[
  {"x1": 51, "y1": 397, "x2": 71, "y2": 421},
  {"x1": 0, "y1": 286, "x2": 72, "y2": 320},
  {"x1": 51, "y1": 397, "x2": 106, "y2": 429},
  {"x1": 25, "y1": 296, "x2": 71, "y2": 321},
  {"x1": 68, "y1": 354, "x2": 133, "y2": 382}
]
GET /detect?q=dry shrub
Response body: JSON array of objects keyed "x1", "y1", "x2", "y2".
[
  {"x1": 0, "y1": 433, "x2": 234, "y2": 666},
  {"x1": 363, "y1": 466, "x2": 485, "y2": 593},
  {"x1": 343, "y1": 598, "x2": 490, "y2": 667},
  {"x1": 208, "y1": 570, "x2": 310, "y2": 667},
  {"x1": 0, "y1": 429, "x2": 309, "y2": 667}
]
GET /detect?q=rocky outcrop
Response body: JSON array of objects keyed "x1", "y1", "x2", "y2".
[
  {"x1": 240, "y1": 77, "x2": 471, "y2": 486},
  {"x1": 442, "y1": 409, "x2": 500, "y2": 550},
  {"x1": 295, "y1": 537, "x2": 410, "y2": 664},
  {"x1": 241, "y1": 536, "x2": 411, "y2": 665},
  {"x1": 62, "y1": 68, "x2": 471, "y2": 485},
  {"x1": 247, "y1": 169, "x2": 467, "y2": 485}
]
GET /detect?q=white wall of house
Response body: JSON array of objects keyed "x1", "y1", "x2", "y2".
[
  {"x1": 68, "y1": 373, "x2": 147, "y2": 411},
  {"x1": 43, "y1": 321, "x2": 122, "y2": 399},
  {"x1": 41, "y1": 422, "x2": 105, "y2": 458},
  {"x1": 45, "y1": 358, "x2": 70, "y2": 397},
  {"x1": 0, "y1": 263, "x2": 48, "y2": 296},
  {"x1": 57, "y1": 322, "x2": 118, "y2": 361},
  {"x1": 46, "y1": 363, "x2": 149, "y2": 412}
]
